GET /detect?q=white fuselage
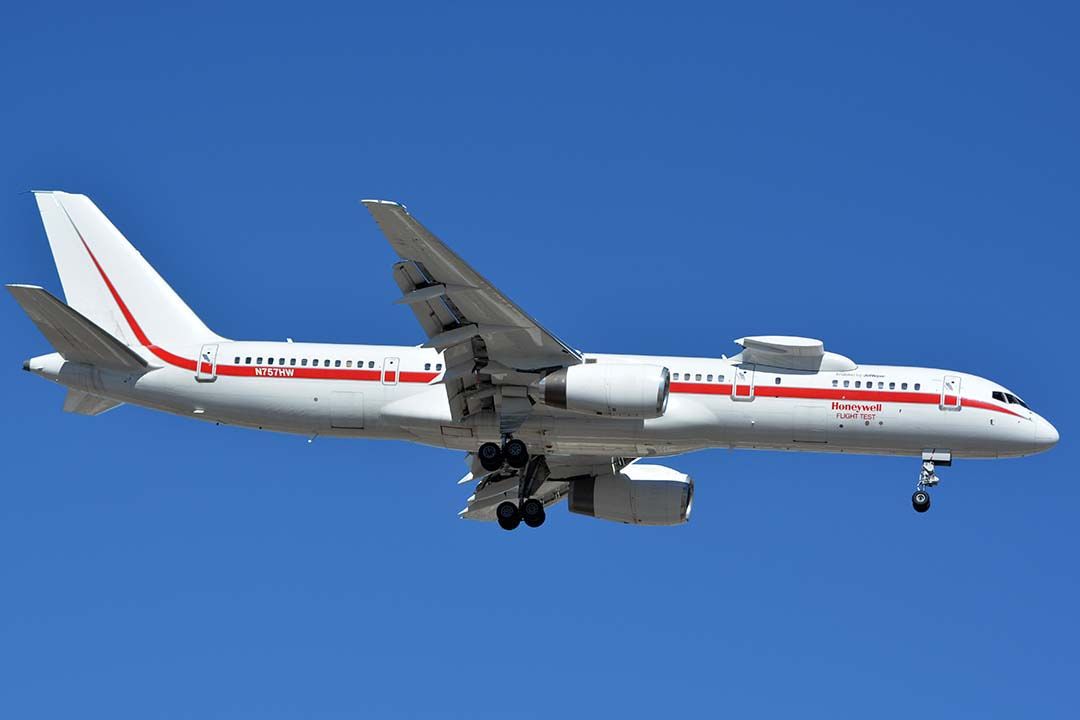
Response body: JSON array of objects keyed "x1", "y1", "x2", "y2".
[{"x1": 25, "y1": 339, "x2": 1058, "y2": 461}]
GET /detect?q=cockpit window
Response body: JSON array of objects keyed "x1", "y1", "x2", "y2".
[
  {"x1": 992, "y1": 391, "x2": 1007, "y2": 403},
  {"x1": 1005, "y1": 393, "x2": 1029, "y2": 409}
]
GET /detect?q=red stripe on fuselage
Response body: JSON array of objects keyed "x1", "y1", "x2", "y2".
[
  {"x1": 670, "y1": 382, "x2": 1023, "y2": 417},
  {"x1": 74, "y1": 236, "x2": 1028, "y2": 412}
]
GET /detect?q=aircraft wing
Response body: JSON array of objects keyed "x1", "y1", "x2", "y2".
[{"x1": 363, "y1": 200, "x2": 582, "y2": 429}]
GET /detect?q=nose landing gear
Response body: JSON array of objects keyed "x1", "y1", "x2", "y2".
[{"x1": 911, "y1": 452, "x2": 948, "y2": 513}]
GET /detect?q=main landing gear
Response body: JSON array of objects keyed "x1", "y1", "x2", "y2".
[
  {"x1": 911, "y1": 454, "x2": 946, "y2": 513},
  {"x1": 477, "y1": 438, "x2": 529, "y2": 472},
  {"x1": 486, "y1": 442, "x2": 546, "y2": 531},
  {"x1": 496, "y1": 498, "x2": 546, "y2": 531}
]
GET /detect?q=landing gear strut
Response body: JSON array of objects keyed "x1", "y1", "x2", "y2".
[{"x1": 912, "y1": 454, "x2": 945, "y2": 513}]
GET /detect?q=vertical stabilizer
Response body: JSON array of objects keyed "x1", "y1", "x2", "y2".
[{"x1": 32, "y1": 191, "x2": 223, "y2": 352}]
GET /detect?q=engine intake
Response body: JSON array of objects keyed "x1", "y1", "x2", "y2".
[
  {"x1": 568, "y1": 463, "x2": 693, "y2": 525},
  {"x1": 537, "y1": 363, "x2": 669, "y2": 419}
]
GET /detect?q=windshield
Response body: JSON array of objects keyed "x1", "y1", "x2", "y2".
[
  {"x1": 1006, "y1": 393, "x2": 1029, "y2": 409},
  {"x1": 993, "y1": 390, "x2": 1030, "y2": 410}
]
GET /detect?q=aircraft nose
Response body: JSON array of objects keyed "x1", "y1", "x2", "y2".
[{"x1": 1033, "y1": 417, "x2": 1060, "y2": 453}]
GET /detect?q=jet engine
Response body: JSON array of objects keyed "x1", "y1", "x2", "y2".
[
  {"x1": 568, "y1": 463, "x2": 693, "y2": 525},
  {"x1": 537, "y1": 363, "x2": 669, "y2": 419}
]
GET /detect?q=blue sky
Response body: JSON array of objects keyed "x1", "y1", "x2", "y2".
[{"x1": 1, "y1": 1, "x2": 1077, "y2": 717}]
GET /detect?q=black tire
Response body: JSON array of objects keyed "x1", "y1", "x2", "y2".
[
  {"x1": 912, "y1": 490, "x2": 931, "y2": 513},
  {"x1": 478, "y1": 442, "x2": 504, "y2": 472},
  {"x1": 496, "y1": 501, "x2": 521, "y2": 531},
  {"x1": 522, "y1": 498, "x2": 546, "y2": 528},
  {"x1": 504, "y1": 438, "x2": 529, "y2": 469}
]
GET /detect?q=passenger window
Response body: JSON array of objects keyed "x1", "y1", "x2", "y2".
[
  {"x1": 914, "y1": 383, "x2": 921, "y2": 391},
  {"x1": 878, "y1": 382, "x2": 884, "y2": 389},
  {"x1": 290, "y1": 358, "x2": 296, "y2": 366},
  {"x1": 695, "y1": 374, "x2": 702, "y2": 381},
  {"x1": 707, "y1": 374, "x2": 713, "y2": 382},
  {"x1": 279, "y1": 358, "x2": 285, "y2": 365},
  {"x1": 832, "y1": 379, "x2": 838, "y2": 387},
  {"x1": 436, "y1": 363, "x2": 442, "y2": 371},
  {"x1": 346, "y1": 360, "x2": 352, "y2": 368},
  {"x1": 855, "y1": 381, "x2": 861, "y2": 388},
  {"x1": 843, "y1": 380, "x2": 850, "y2": 388},
  {"x1": 425, "y1": 363, "x2": 431, "y2": 371},
  {"x1": 312, "y1": 359, "x2": 318, "y2": 366},
  {"x1": 901, "y1": 383, "x2": 908, "y2": 390},
  {"x1": 335, "y1": 360, "x2": 342, "y2": 367},
  {"x1": 775, "y1": 377, "x2": 781, "y2": 385},
  {"x1": 245, "y1": 357, "x2": 252, "y2": 364},
  {"x1": 718, "y1": 375, "x2": 725, "y2": 382},
  {"x1": 257, "y1": 357, "x2": 263, "y2": 364},
  {"x1": 233, "y1": 356, "x2": 240, "y2": 364},
  {"x1": 324, "y1": 359, "x2": 331, "y2": 367},
  {"x1": 889, "y1": 382, "x2": 895, "y2": 389}
]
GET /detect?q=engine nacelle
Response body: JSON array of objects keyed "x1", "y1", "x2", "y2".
[
  {"x1": 537, "y1": 363, "x2": 669, "y2": 419},
  {"x1": 568, "y1": 464, "x2": 693, "y2": 526}
]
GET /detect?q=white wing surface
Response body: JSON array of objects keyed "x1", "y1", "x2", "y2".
[{"x1": 363, "y1": 200, "x2": 581, "y2": 429}]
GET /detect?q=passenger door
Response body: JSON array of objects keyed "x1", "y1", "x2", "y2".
[
  {"x1": 940, "y1": 375, "x2": 962, "y2": 411},
  {"x1": 195, "y1": 344, "x2": 218, "y2": 382},
  {"x1": 731, "y1": 364, "x2": 755, "y2": 401},
  {"x1": 382, "y1": 357, "x2": 400, "y2": 385}
]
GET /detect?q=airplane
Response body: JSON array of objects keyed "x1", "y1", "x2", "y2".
[{"x1": 9, "y1": 192, "x2": 1059, "y2": 530}]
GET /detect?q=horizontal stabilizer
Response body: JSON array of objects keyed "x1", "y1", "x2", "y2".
[
  {"x1": 7, "y1": 284, "x2": 148, "y2": 371},
  {"x1": 64, "y1": 389, "x2": 123, "y2": 416}
]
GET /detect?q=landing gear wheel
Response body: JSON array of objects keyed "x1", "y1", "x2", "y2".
[
  {"x1": 912, "y1": 490, "x2": 931, "y2": 513},
  {"x1": 478, "y1": 442, "x2": 504, "y2": 472},
  {"x1": 521, "y1": 498, "x2": 546, "y2": 528},
  {"x1": 496, "y1": 501, "x2": 521, "y2": 530},
  {"x1": 504, "y1": 438, "x2": 529, "y2": 469}
]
